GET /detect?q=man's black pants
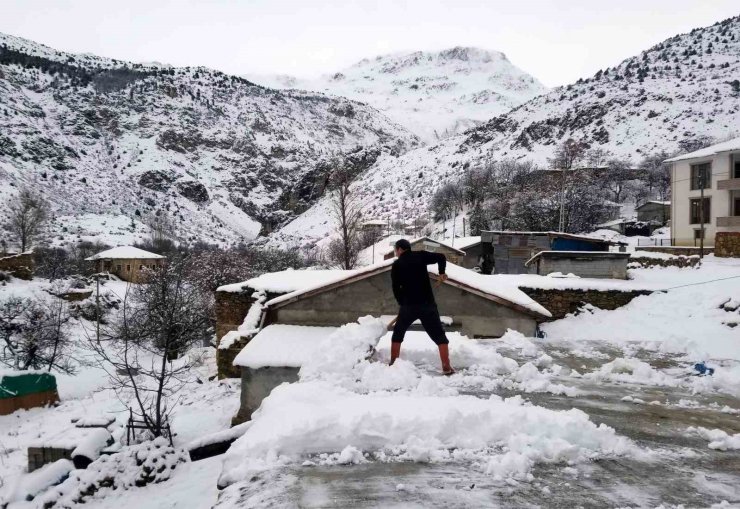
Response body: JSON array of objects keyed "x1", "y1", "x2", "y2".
[{"x1": 391, "y1": 304, "x2": 449, "y2": 345}]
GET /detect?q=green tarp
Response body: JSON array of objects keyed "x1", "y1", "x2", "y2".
[{"x1": 0, "y1": 372, "x2": 57, "y2": 399}]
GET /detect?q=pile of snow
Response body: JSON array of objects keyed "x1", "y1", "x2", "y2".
[
  {"x1": 3, "y1": 459, "x2": 74, "y2": 505},
  {"x1": 35, "y1": 438, "x2": 187, "y2": 507},
  {"x1": 219, "y1": 320, "x2": 632, "y2": 487},
  {"x1": 688, "y1": 427, "x2": 740, "y2": 450},
  {"x1": 584, "y1": 358, "x2": 682, "y2": 387},
  {"x1": 298, "y1": 316, "x2": 387, "y2": 384},
  {"x1": 219, "y1": 383, "x2": 633, "y2": 486}
]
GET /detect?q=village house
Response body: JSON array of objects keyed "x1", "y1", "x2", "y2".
[
  {"x1": 481, "y1": 230, "x2": 623, "y2": 275},
  {"x1": 665, "y1": 137, "x2": 740, "y2": 248},
  {"x1": 85, "y1": 246, "x2": 166, "y2": 283},
  {"x1": 215, "y1": 261, "x2": 551, "y2": 379},
  {"x1": 636, "y1": 200, "x2": 671, "y2": 225},
  {"x1": 382, "y1": 236, "x2": 466, "y2": 265},
  {"x1": 452, "y1": 236, "x2": 493, "y2": 274}
]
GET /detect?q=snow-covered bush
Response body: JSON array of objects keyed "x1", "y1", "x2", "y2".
[{"x1": 35, "y1": 438, "x2": 187, "y2": 508}]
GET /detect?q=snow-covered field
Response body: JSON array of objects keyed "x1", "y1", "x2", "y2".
[{"x1": 2, "y1": 256, "x2": 740, "y2": 507}]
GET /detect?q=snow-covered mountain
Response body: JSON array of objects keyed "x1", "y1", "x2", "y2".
[
  {"x1": 271, "y1": 14, "x2": 740, "y2": 248},
  {"x1": 0, "y1": 33, "x2": 419, "y2": 247},
  {"x1": 246, "y1": 47, "x2": 548, "y2": 142}
]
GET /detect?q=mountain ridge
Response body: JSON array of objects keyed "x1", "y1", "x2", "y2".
[
  {"x1": 269, "y1": 14, "x2": 740, "y2": 248},
  {"x1": 0, "y1": 31, "x2": 420, "y2": 248},
  {"x1": 246, "y1": 46, "x2": 548, "y2": 142}
]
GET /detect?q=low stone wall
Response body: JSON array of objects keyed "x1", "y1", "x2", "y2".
[
  {"x1": 715, "y1": 232, "x2": 740, "y2": 258},
  {"x1": 215, "y1": 290, "x2": 255, "y2": 341},
  {"x1": 217, "y1": 335, "x2": 252, "y2": 379},
  {"x1": 520, "y1": 287, "x2": 652, "y2": 321},
  {"x1": 639, "y1": 246, "x2": 714, "y2": 256},
  {"x1": 629, "y1": 255, "x2": 699, "y2": 269},
  {"x1": 0, "y1": 251, "x2": 34, "y2": 280}
]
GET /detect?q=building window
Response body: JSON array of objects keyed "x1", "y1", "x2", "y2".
[
  {"x1": 693, "y1": 229, "x2": 705, "y2": 241},
  {"x1": 689, "y1": 197, "x2": 711, "y2": 224},
  {"x1": 116, "y1": 264, "x2": 122, "y2": 272},
  {"x1": 140, "y1": 265, "x2": 144, "y2": 270},
  {"x1": 690, "y1": 162, "x2": 711, "y2": 190},
  {"x1": 734, "y1": 159, "x2": 740, "y2": 179},
  {"x1": 126, "y1": 264, "x2": 131, "y2": 272}
]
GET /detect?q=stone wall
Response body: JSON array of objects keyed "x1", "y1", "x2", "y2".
[
  {"x1": 639, "y1": 246, "x2": 714, "y2": 256},
  {"x1": 217, "y1": 335, "x2": 252, "y2": 379},
  {"x1": 520, "y1": 287, "x2": 652, "y2": 321},
  {"x1": 715, "y1": 232, "x2": 740, "y2": 258},
  {"x1": 215, "y1": 290, "x2": 255, "y2": 341},
  {"x1": 0, "y1": 251, "x2": 34, "y2": 280},
  {"x1": 629, "y1": 255, "x2": 700, "y2": 268}
]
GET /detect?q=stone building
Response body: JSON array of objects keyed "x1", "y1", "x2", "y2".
[
  {"x1": 525, "y1": 251, "x2": 631, "y2": 279},
  {"x1": 215, "y1": 261, "x2": 551, "y2": 379},
  {"x1": 481, "y1": 230, "x2": 621, "y2": 275},
  {"x1": 636, "y1": 201, "x2": 671, "y2": 225},
  {"x1": 85, "y1": 246, "x2": 166, "y2": 283}
]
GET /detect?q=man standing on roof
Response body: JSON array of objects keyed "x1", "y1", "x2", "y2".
[{"x1": 389, "y1": 238, "x2": 454, "y2": 375}]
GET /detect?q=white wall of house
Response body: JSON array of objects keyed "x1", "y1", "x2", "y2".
[{"x1": 671, "y1": 151, "x2": 740, "y2": 246}]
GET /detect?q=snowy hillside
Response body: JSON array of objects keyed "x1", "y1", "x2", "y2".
[
  {"x1": 0, "y1": 33, "x2": 419, "y2": 248},
  {"x1": 271, "y1": 15, "x2": 740, "y2": 248},
  {"x1": 247, "y1": 47, "x2": 548, "y2": 142}
]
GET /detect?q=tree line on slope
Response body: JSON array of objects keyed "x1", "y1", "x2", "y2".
[{"x1": 430, "y1": 138, "x2": 673, "y2": 235}]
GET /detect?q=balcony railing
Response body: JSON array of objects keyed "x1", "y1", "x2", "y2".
[
  {"x1": 717, "y1": 178, "x2": 740, "y2": 190},
  {"x1": 717, "y1": 216, "x2": 740, "y2": 227}
]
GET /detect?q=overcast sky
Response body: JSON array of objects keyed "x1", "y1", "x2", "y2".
[{"x1": 1, "y1": 1, "x2": 738, "y2": 87}]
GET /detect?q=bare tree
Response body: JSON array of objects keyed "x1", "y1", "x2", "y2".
[
  {"x1": 0, "y1": 295, "x2": 72, "y2": 372},
  {"x1": 548, "y1": 138, "x2": 589, "y2": 170},
  {"x1": 328, "y1": 165, "x2": 363, "y2": 270},
  {"x1": 89, "y1": 257, "x2": 211, "y2": 438},
  {"x1": 6, "y1": 188, "x2": 49, "y2": 252},
  {"x1": 602, "y1": 158, "x2": 634, "y2": 203}
]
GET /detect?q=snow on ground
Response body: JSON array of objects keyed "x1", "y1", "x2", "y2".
[
  {"x1": 0, "y1": 277, "x2": 239, "y2": 506},
  {"x1": 543, "y1": 255, "x2": 740, "y2": 362},
  {"x1": 3, "y1": 253, "x2": 740, "y2": 507}
]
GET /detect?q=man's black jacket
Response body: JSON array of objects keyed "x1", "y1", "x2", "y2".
[{"x1": 390, "y1": 250, "x2": 446, "y2": 306}]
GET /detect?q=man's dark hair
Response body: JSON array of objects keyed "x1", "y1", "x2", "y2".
[{"x1": 395, "y1": 239, "x2": 411, "y2": 252}]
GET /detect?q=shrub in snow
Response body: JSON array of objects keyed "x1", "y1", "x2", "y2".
[{"x1": 36, "y1": 438, "x2": 187, "y2": 508}]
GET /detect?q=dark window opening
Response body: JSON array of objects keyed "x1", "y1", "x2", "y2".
[
  {"x1": 689, "y1": 197, "x2": 711, "y2": 224},
  {"x1": 126, "y1": 264, "x2": 131, "y2": 272},
  {"x1": 690, "y1": 162, "x2": 711, "y2": 190},
  {"x1": 734, "y1": 160, "x2": 740, "y2": 179}
]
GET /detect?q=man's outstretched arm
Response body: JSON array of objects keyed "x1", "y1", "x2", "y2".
[{"x1": 420, "y1": 251, "x2": 447, "y2": 277}]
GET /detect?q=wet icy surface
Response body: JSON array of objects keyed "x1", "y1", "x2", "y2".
[{"x1": 216, "y1": 336, "x2": 740, "y2": 508}]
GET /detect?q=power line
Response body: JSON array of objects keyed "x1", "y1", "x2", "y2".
[{"x1": 662, "y1": 274, "x2": 740, "y2": 291}]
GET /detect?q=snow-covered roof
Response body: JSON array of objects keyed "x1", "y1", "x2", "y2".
[
  {"x1": 217, "y1": 268, "x2": 354, "y2": 294},
  {"x1": 85, "y1": 246, "x2": 165, "y2": 261},
  {"x1": 484, "y1": 230, "x2": 618, "y2": 244},
  {"x1": 664, "y1": 136, "x2": 740, "y2": 162},
  {"x1": 636, "y1": 201, "x2": 670, "y2": 209},
  {"x1": 449, "y1": 236, "x2": 482, "y2": 250},
  {"x1": 525, "y1": 250, "x2": 630, "y2": 267},
  {"x1": 265, "y1": 259, "x2": 551, "y2": 318},
  {"x1": 233, "y1": 324, "x2": 338, "y2": 369}
]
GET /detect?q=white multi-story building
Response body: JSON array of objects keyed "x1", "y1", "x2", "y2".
[{"x1": 665, "y1": 137, "x2": 740, "y2": 246}]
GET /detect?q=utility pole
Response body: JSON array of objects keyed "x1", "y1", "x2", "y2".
[
  {"x1": 699, "y1": 169, "x2": 705, "y2": 259},
  {"x1": 558, "y1": 168, "x2": 567, "y2": 232}
]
